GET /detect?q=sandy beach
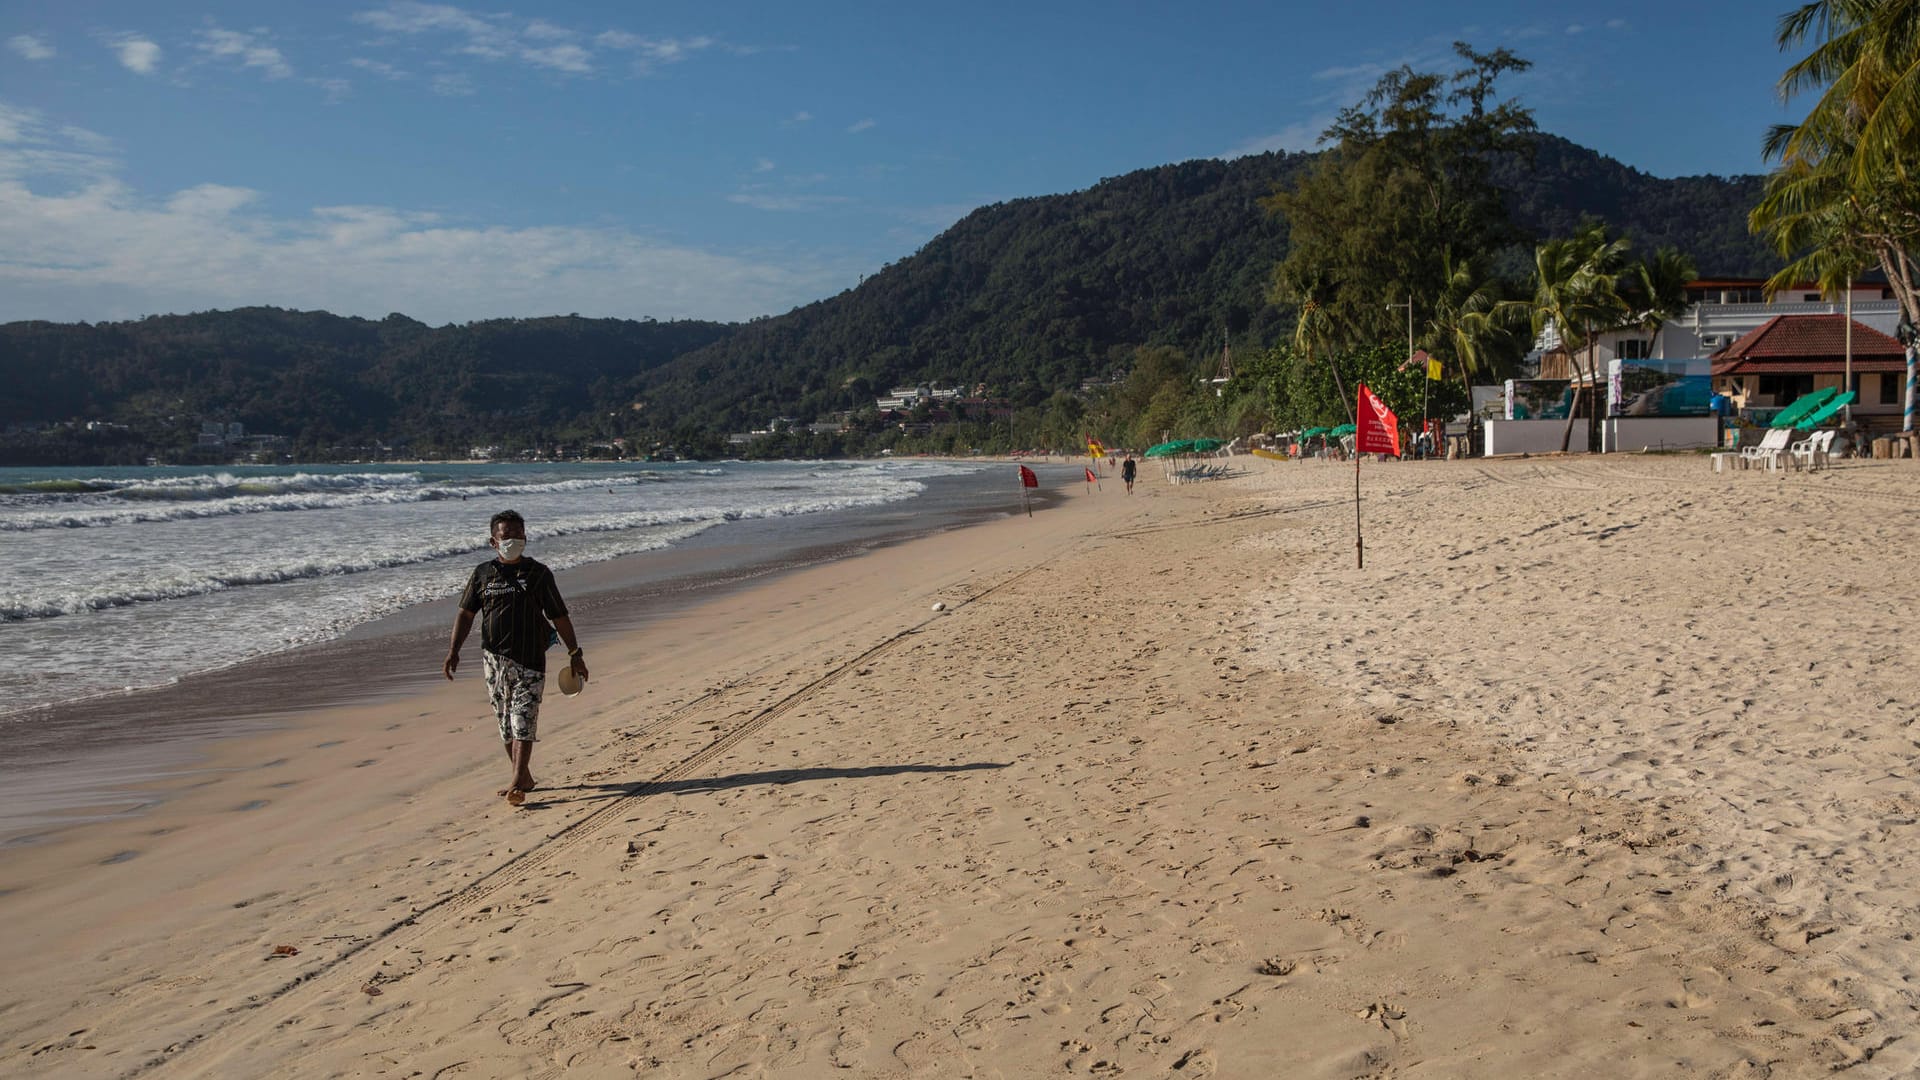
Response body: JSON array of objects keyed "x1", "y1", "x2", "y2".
[{"x1": 5, "y1": 453, "x2": 1918, "y2": 1078}]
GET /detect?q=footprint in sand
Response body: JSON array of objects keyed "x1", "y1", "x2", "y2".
[
  {"x1": 1171, "y1": 1047, "x2": 1217, "y2": 1075},
  {"x1": 829, "y1": 1026, "x2": 870, "y2": 1068}
]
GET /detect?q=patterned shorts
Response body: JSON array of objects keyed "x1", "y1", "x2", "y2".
[{"x1": 482, "y1": 651, "x2": 544, "y2": 742}]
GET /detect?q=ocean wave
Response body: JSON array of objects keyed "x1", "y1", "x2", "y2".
[
  {"x1": 0, "y1": 481, "x2": 927, "y2": 622},
  {"x1": 0, "y1": 471, "x2": 680, "y2": 530}
]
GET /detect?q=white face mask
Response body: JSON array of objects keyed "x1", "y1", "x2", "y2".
[{"x1": 496, "y1": 537, "x2": 526, "y2": 561}]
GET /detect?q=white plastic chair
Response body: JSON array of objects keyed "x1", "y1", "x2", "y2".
[
  {"x1": 1789, "y1": 429, "x2": 1836, "y2": 472},
  {"x1": 1739, "y1": 428, "x2": 1793, "y2": 472}
]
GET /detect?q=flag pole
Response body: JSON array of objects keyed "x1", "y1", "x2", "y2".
[{"x1": 1355, "y1": 445, "x2": 1364, "y2": 569}]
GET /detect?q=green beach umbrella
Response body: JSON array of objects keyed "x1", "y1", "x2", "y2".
[
  {"x1": 1186, "y1": 438, "x2": 1223, "y2": 453},
  {"x1": 1794, "y1": 390, "x2": 1857, "y2": 430},
  {"x1": 1301, "y1": 426, "x2": 1330, "y2": 438},
  {"x1": 1329, "y1": 423, "x2": 1357, "y2": 437},
  {"x1": 1144, "y1": 440, "x2": 1193, "y2": 458},
  {"x1": 1769, "y1": 386, "x2": 1837, "y2": 429}
]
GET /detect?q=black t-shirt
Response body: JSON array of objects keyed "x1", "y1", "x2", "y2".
[{"x1": 458, "y1": 557, "x2": 568, "y2": 671}]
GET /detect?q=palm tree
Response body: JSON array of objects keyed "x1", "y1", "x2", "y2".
[
  {"x1": 1774, "y1": 0, "x2": 1920, "y2": 188},
  {"x1": 1422, "y1": 249, "x2": 1530, "y2": 406},
  {"x1": 1278, "y1": 266, "x2": 1357, "y2": 425},
  {"x1": 1619, "y1": 247, "x2": 1699, "y2": 359},
  {"x1": 1754, "y1": 0, "x2": 1920, "y2": 429},
  {"x1": 1531, "y1": 225, "x2": 1630, "y2": 451}
]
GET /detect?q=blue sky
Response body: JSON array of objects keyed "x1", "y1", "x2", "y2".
[{"x1": 2, "y1": 1, "x2": 1800, "y2": 326}]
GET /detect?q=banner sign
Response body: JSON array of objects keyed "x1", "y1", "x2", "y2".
[
  {"x1": 1356, "y1": 384, "x2": 1400, "y2": 456},
  {"x1": 1606, "y1": 358, "x2": 1712, "y2": 417},
  {"x1": 1505, "y1": 379, "x2": 1574, "y2": 419}
]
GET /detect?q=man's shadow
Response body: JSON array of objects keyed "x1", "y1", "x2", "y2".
[{"x1": 524, "y1": 761, "x2": 1009, "y2": 808}]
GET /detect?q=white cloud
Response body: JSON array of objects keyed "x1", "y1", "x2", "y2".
[
  {"x1": 349, "y1": 56, "x2": 409, "y2": 79},
  {"x1": 727, "y1": 192, "x2": 850, "y2": 212},
  {"x1": 9, "y1": 34, "x2": 55, "y2": 61},
  {"x1": 1565, "y1": 23, "x2": 1587, "y2": 36},
  {"x1": 847, "y1": 118, "x2": 875, "y2": 134},
  {"x1": 521, "y1": 43, "x2": 591, "y2": 73},
  {"x1": 1223, "y1": 116, "x2": 1331, "y2": 158},
  {"x1": 0, "y1": 103, "x2": 31, "y2": 144},
  {"x1": 432, "y1": 72, "x2": 475, "y2": 96},
  {"x1": 0, "y1": 107, "x2": 851, "y2": 324},
  {"x1": 0, "y1": 103, "x2": 114, "y2": 181},
  {"x1": 596, "y1": 29, "x2": 715, "y2": 69},
  {"x1": 753, "y1": 158, "x2": 775, "y2": 172},
  {"x1": 111, "y1": 35, "x2": 163, "y2": 75},
  {"x1": 311, "y1": 77, "x2": 353, "y2": 104},
  {"x1": 786, "y1": 111, "x2": 812, "y2": 124},
  {"x1": 196, "y1": 27, "x2": 294, "y2": 79},
  {"x1": 523, "y1": 19, "x2": 574, "y2": 42},
  {"x1": 355, "y1": 2, "x2": 503, "y2": 40},
  {"x1": 1606, "y1": 18, "x2": 1630, "y2": 31},
  {"x1": 1312, "y1": 62, "x2": 1388, "y2": 83},
  {"x1": 350, "y1": 6, "x2": 748, "y2": 84}
]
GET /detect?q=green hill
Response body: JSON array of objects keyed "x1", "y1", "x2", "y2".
[{"x1": 0, "y1": 135, "x2": 1777, "y2": 462}]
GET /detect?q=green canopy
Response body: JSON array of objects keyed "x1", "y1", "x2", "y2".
[
  {"x1": 1144, "y1": 440, "x2": 1193, "y2": 458},
  {"x1": 1770, "y1": 386, "x2": 1838, "y2": 429},
  {"x1": 1329, "y1": 423, "x2": 1357, "y2": 437},
  {"x1": 1186, "y1": 438, "x2": 1224, "y2": 453},
  {"x1": 1301, "y1": 426, "x2": 1331, "y2": 438},
  {"x1": 1794, "y1": 390, "x2": 1857, "y2": 430}
]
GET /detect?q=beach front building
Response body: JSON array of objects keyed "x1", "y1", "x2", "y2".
[
  {"x1": 1534, "y1": 277, "x2": 1901, "y2": 378},
  {"x1": 1711, "y1": 314, "x2": 1912, "y2": 434},
  {"x1": 1509, "y1": 276, "x2": 1910, "y2": 446}
]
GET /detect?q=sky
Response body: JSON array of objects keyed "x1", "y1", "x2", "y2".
[{"x1": 1, "y1": 1, "x2": 1806, "y2": 327}]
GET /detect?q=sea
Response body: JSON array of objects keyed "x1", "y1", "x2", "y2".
[{"x1": 0, "y1": 459, "x2": 1012, "y2": 736}]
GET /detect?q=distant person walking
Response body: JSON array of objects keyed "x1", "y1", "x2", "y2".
[
  {"x1": 1121, "y1": 455, "x2": 1138, "y2": 494},
  {"x1": 443, "y1": 509, "x2": 587, "y2": 807}
]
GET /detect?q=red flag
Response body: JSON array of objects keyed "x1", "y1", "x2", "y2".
[
  {"x1": 1084, "y1": 467, "x2": 1097, "y2": 483},
  {"x1": 1356, "y1": 384, "x2": 1400, "y2": 456},
  {"x1": 1018, "y1": 465, "x2": 1039, "y2": 488}
]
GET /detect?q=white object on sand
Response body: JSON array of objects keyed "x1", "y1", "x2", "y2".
[{"x1": 931, "y1": 602, "x2": 946, "y2": 612}]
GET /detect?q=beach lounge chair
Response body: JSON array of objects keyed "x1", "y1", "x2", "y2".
[{"x1": 1738, "y1": 428, "x2": 1793, "y2": 471}]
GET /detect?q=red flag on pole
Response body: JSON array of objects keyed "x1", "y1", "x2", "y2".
[
  {"x1": 1019, "y1": 465, "x2": 1039, "y2": 488},
  {"x1": 1356, "y1": 384, "x2": 1400, "y2": 456},
  {"x1": 1084, "y1": 467, "x2": 1097, "y2": 483}
]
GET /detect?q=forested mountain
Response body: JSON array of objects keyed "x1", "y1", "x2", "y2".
[
  {"x1": 2, "y1": 134, "x2": 1778, "y2": 462},
  {"x1": 632, "y1": 135, "x2": 1777, "y2": 431},
  {"x1": 0, "y1": 310, "x2": 736, "y2": 462},
  {"x1": 1494, "y1": 135, "x2": 1771, "y2": 279}
]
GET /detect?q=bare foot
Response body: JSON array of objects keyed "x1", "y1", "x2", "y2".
[
  {"x1": 495, "y1": 779, "x2": 537, "y2": 797},
  {"x1": 505, "y1": 788, "x2": 527, "y2": 807}
]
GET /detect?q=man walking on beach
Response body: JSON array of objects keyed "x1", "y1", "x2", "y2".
[
  {"x1": 443, "y1": 510, "x2": 587, "y2": 807},
  {"x1": 1121, "y1": 454, "x2": 1138, "y2": 494}
]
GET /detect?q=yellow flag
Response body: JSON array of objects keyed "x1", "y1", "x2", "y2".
[{"x1": 1426, "y1": 358, "x2": 1443, "y2": 381}]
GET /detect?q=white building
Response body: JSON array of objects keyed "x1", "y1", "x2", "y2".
[{"x1": 1538, "y1": 278, "x2": 1902, "y2": 372}]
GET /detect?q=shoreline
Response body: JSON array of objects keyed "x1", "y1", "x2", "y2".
[
  {"x1": 0, "y1": 467, "x2": 1062, "y2": 843},
  {"x1": 4, "y1": 457, "x2": 1913, "y2": 1075}
]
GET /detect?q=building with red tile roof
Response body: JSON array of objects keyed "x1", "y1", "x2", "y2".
[{"x1": 1711, "y1": 314, "x2": 1911, "y2": 431}]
